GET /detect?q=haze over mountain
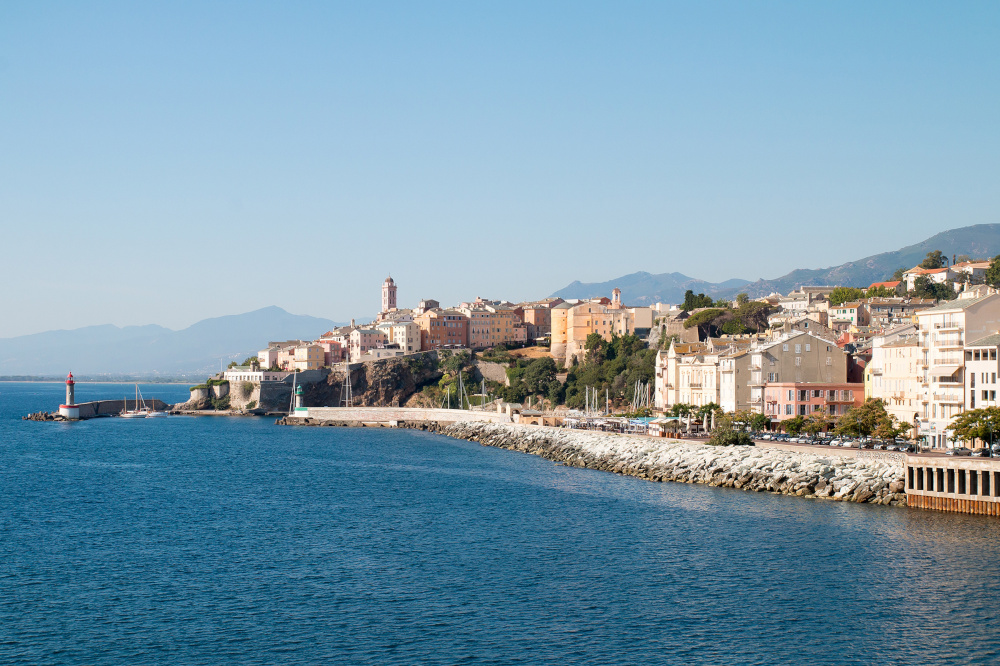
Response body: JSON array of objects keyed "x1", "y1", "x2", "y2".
[
  {"x1": 552, "y1": 224, "x2": 1000, "y2": 305},
  {"x1": 0, "y1": 307, "x2": 341, "y2": 378}
]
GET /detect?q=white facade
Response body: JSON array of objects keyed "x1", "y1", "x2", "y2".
[
  {"x1": 224, "y1": 369, "x2": 291, "y2": 383},
  {"x1": 915, "y1": 293, "x2": 1000, "y2": 448},
  {"x1": 966, "y1": 335, "x2": 1000, "y2": 412}
]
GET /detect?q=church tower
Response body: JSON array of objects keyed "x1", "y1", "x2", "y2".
[{"x1": 382, "y1": 276, "x2": 397, "y2": 313}]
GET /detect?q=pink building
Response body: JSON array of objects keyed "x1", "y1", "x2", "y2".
[
  {"x1": 764, "y1": 382, "x2": 864, "y2": 421},
  {"x1": 315, "y1": 339, "x2": 344, "y2": 365}
]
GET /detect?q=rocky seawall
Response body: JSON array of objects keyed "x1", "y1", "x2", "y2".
[{"x1": 442, "y1": 422, "x2": 908, "y2": 506}]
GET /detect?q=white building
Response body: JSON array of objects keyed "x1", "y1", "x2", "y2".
[
  {"x1": 965, "y1": 334, "x2": 1000, "y2": 413},
  {"x1": 376, "y1": 321, "x2": 422, "y2": 353},
  {"x1": 915, "y1": 292, "x2": 1000, "y2": 448}
]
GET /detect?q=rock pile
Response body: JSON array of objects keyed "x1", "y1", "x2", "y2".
[
  {"x1": 23, "y1": 411, "x2": 61, "y2": 421},
  {"x1": 443, "y1": 422, "x2": 907, "y2": 506}
]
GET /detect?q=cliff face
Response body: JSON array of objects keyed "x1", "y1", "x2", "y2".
[{"x1": 300, "y1": 352, "x2": 444, "y2": 408}]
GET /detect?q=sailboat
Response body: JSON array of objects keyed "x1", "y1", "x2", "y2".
[{"x1": 120, "y1": 384, "x2": 149, "y2": 418}]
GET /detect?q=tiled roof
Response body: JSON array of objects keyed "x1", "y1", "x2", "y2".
[
  {"x1": 916, "y1": 294, "x2": 996, "y2": 314},
  {"x1": 967, "y1": 333, "x2": 1000, "y2": 347}
]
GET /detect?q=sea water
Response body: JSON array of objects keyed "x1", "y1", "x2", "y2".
[{"x1": 1, "y1": 382, "x2": 999, "y2": 665}]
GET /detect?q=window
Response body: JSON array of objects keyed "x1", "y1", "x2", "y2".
[
  {"x1": 785, "y1": 404, "x2": 793, "y2": 415},
  {"x1": 993, "y1": 391, "x2": 997, "y2": 401},
  {"x1": 795, "y1": 357, "x2": 802, "y2": 367},
  {"x1": 799, "y1": 390, "x2": 808, "y2": 401},
  {"x1": 805, "y1": 344, "x2": 811, "y2": 352},
  {"x1": 795, "y1": 344, "x2": 801, "y2": 354},
  {"x1": 828, "y1": 390, "x2": 836, "y2": 400},
  {"x1": 799, "y1": 405, "x2": 807, "y2": 416},
  {"x1": 787, "y1": 389, "x2": 793, "y2": 401},
  {"x1": 783, "y1": 344, "x2": 789, "y2": 352},
  {"x1": 984, "y1": 390, "x2": 989, "y2": 401},
  {"x1": 826, "y1": 357, "x2": 832, "y2": 366},
  {"x1": 813, "y1": 390, "x2": 821, "y2": 398}
]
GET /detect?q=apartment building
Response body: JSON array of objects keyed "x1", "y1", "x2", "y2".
[
  {"x1": 763, "y1": 382, "x2": 863, "y2": 420},
  {"x1": 349, "y1": 328, "x2": 389, "y2": 362},
  {"x1": 375, "y1": 321, "x2": 421, "y2": 353},
  {"x1": 415, "y1": 308, "x2": 469, "y2": 350},
  {"x1": 550, "y1": 291, "x2": 635, "y2": 364},
  {"x1": 966, "y1": 334, "x2": 1000, "y2": 411},
  {"x1": 830, "y1": 302, "x2": 869, "y2": 330},
  {"x1": 654, "y1": 339, "x2": 752, "y2": 410},
  {"x1": 867, "y1": 327, "x2": 922, "y2": 428},
  {"x1": 749, "y1": 331, "x2": 849, "y2": 414},
  {"x1": 915, "y1": 292, "x2": 1000, "y2": 448}
]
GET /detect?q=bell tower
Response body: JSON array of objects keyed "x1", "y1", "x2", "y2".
[{"x1": 382, "y1": 276, "x2": 397, "y2": 313}]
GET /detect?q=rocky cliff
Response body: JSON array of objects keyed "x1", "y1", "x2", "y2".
[{"x1": 300, "y1": 352, "x2": 446, "y2": 408}]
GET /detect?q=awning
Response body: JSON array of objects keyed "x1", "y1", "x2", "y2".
[{"x1": 930, "y1": 365, "x2": 961, "y2": 377}]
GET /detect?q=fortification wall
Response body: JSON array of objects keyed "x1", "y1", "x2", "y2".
[{"x1": 300, "y1": 406, "x2": 512, "y2": 424}]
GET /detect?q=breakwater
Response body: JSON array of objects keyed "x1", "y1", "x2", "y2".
[{"x1": 442, "y1": 422, "x2": 907, "y2": 505}]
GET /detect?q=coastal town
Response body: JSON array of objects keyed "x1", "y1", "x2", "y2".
[{"x1": 207, "y1": 252, "x2": 1000, "y2": 453}]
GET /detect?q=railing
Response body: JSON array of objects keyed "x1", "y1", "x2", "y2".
[
  {"x1": 932, "y1": 393, "x2": 964, "y2": 403},
  {"x1": 934, "y1": 323, "x2": 961, "y2": 330}
]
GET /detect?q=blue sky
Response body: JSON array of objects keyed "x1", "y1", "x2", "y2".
[{"x1": 1, "y1": 1, "x2": 998, "y2": 337}]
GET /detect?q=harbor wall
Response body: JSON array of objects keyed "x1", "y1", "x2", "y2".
[
  {"x1": 440, "y1": 422, "x2": 907, "y2": 506},
  {"x1": 71, "y1": 399, "x2": 172, "y2": 418},
  {"x1": 297, "y1": 406, "x2": 512, "y2": 424}
]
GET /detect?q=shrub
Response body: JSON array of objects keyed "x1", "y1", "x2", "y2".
[
  {"x1": 210, "y1": 395, "x2": 230, "y2": 411},
  {"x1": 240, "y1": 381, "x2": 254, "y2": 398},
  {"x1": 246, "y1": 400, "x2": 257, "y2": 411}
]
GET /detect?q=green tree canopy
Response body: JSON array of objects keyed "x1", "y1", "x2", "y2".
[
  {"x1": 920, "y1": 250, "x2": 945, "y2": 269},
  {"x1": 950, "y1": 407, "x2": 1000, "y2": 447},
  {"x1": 682, "y1": 290, "x2": 715, "y2": 311},
  {"x1": 834, "y1": 398, "x2": 910, "y2": 439},
  {"x1": 911, "y1": 276, "x2": 956, "y2": 301},
  {"x1": 891, "y1": 267, "x2": 907, "y2": 281},
  {"x1": 829, "y1": 287, "x2": 866, "y2": 306},
  {"x1": 986, "y1": 255, "x2": 1000, "y2": 289}
]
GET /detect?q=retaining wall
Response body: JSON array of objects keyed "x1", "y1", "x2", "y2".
[{"x1": 300, "y1": 406, "x2": 512, "y2": 424}]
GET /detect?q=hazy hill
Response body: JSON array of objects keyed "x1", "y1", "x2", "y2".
[
  {"x1": 553, "y1": 272, "x2": 751, "y2": 305},
  {"x1": 553, "y1": 224, "x2": 1000, "y2": 304},
  {"x1": 0, "y1": 306, "x2": 340, "y2": 377}
]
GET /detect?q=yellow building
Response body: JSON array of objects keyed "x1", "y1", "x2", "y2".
[{"x1": 550, "y1": 290, "x2": 634, "y2": 365}]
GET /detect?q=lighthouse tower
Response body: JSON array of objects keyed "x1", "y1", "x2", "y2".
[
  {"x1": 382, "y1": 276, "x2": 397, "y2": 314},
  {"x1": 59, "y1": 372, "x2": 80, "y2": 419},
  {"x1": 294, "y1": 383, "x2": 305, "y2": 412}
]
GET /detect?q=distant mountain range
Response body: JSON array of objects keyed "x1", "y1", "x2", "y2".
[
  {"x1": 0, "y1": 306, "x2": 341, "y2": 378},
  {"x1": 552, "y1": 224, "x2": 1000, "y2": 304}
]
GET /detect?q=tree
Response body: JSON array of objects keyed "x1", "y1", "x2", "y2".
[
  {"x1": 682, "y1": 308, "x2": 726, "y2": 339},
  {"x1": 911, "y1": 276, "x2": 956, "y2": 301},
  {"x1": 865, "y1": 286, "x2": 896, "y2": 299},
  {"x1": 956, "y1": 254, "x2": 971, "y2": 264},
  {"x1": 736, "y1": 292, "x2": 749, "y2": 306},
  {"x1": 986, "y1": 255, "x2": 1000, "y2": 289},
  {"x1": 829, "y1": 287, "x2": 866, "y2": 306},
  {"x1": 682, "y1": 290, "x2": 715, "y2": 311},
  {"x1": 920, "y1": 250, "x2": 945, "y2": 269},
  {"x1": 891, "y1": 267, "x2": 907, "y2": 281},
  {"x1": 834, "y1": 398, "x2": 909, "y2": 439},
  {"x1": 750, "y1": 413, "x2": 771, "y2": 433},
  {"x1": 708, "y1": 414, "x2": 754, "y2": 446},
  {"x1": 950, "y1": 407, "x2": 1000, "y2": 448},
  {"x1": 735, "y1": 301, "x2": 773, "y2": 332},
  {"x1": 784, "y1": 415, "x2": 806, "y2": 436}
]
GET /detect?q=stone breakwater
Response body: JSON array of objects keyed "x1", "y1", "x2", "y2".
[{"x1": 443, "y1": 422, "x2": 908, "y2": 506}]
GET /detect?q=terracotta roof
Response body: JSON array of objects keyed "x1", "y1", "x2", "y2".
[
  {"x1": 868, "y1": 281, "x2": 901, "y2": 289},
  {"x1": 967, "y1": 333, "x2": 1000, "y2": 348}
]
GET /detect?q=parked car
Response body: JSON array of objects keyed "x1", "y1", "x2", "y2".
[
  {"x1": 971, "y1": 448, "x2": 992, "y2": 457},
  {"x1": 946, "y1": 447, "x2": 972, "y2": 456}
]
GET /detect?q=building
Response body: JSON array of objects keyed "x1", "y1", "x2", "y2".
[
  {"x1": 749, "y1": 331, "x2": 849, "y2": 414},
  {"x1": 224, "y1": 367, "x2": 291, "y2": 383},
  {"x1": 375, "y1": 321, "x2": 421, "y2": 353},
  {"x1": 314, "y1": 338, "x2": 344, "y2": 365},
  {"x1": 867, "y1": 324, "x2": 921, "y2": 427},
  {"x1": 293, "y1": 344, "x2": 325, "y2": 370},
  {"x1": 966, "y1": 334, "x2": 1000, "y2": 413},
  {"x1": 915, "y1": 292, "x2": 1000, "y2": 448},
  {"x1": 865, "y1": 298, "x2": 935, "y2": 330},
  {"x1": 349, "y1": 328, "x2": 389, "y2": 362},
  {"x1": 655, "y1": 338, "x2": 752, "y2": 411},
  {"x1": 903, "y1": 266, "x2": 958, "y2": 292},
  {"x1": 415, "y1": 308, "x2": 469, "y2": 350},
  {"x1": 763, "y1": 382, "x2": 863, "y2": 421},
  {"x1": 458, "y1": 304, "x2": 521, "y2": 349},
  {"x1": 550, "y1": 293, "x2": 636, "y2": 365},
  {"x1": 381, "y1": 276, "x2": 397, "y2": 314},
  {"x1": 830, "y1": 302, "x2": 869, "y2": 330}
]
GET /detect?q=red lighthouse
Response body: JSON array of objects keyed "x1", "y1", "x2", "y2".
[{"x1": 59, "y1": 372, "x2": 80, "y2": 419}]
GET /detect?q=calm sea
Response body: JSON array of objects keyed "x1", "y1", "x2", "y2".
[{"x1": 1, "y1": 382, "x2": 999, "y2": 665}]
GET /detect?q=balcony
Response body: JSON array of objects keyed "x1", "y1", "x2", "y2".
[
  {"x1": 934, "y1": 323, "x2": 961, "y2": 331},
  {"x1": 933, "y1": 393, "x2": 964, "y2": 404},
  {"x1": 934, "y1": 338, "x2": 964, "y2": 350}
]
